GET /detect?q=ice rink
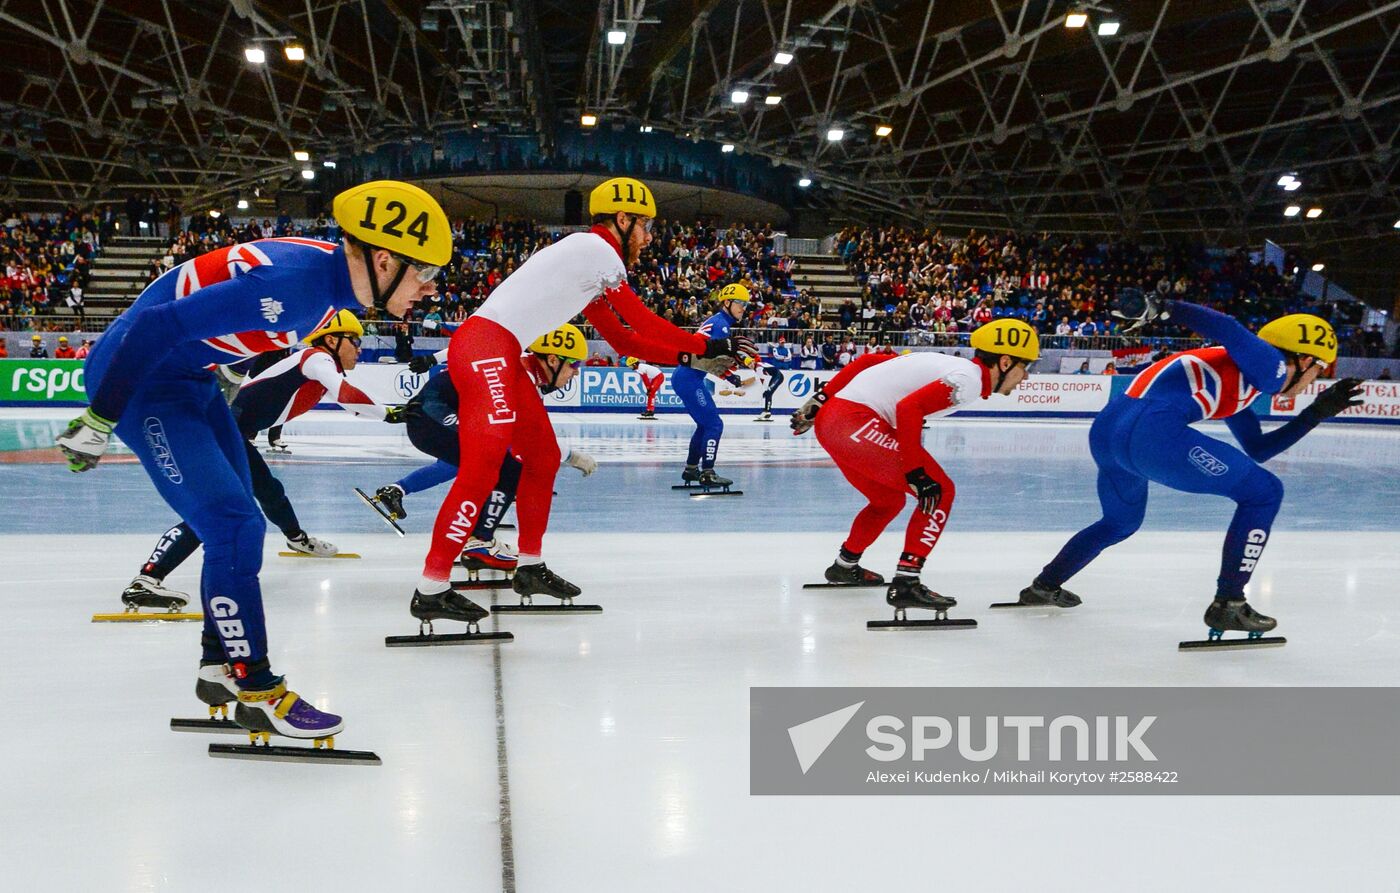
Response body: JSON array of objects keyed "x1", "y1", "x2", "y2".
[{"x1": 5, "y1": 409, "x2": 1400, "y2": 891}]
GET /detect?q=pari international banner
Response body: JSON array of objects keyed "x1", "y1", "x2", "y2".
[{"x1": 751, "y1": 687, "x2": 1400, "y2": 796}]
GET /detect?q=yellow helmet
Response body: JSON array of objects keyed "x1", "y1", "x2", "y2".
[
  {"x1": 306, "y1": 309, "x2": 364, "y2": 343},
  {"x1": 624, "y1": 356, "x2": 640, "y2": 369},
  {"x1": 528, "y1": 323, "x2": 588, "y2": 362},
  {"x1": 714, "y1": 283, "x2": 751, "y2": 304},
  {"x1": 1258, "y1": 313, "x2": 1337, "y2": 365},
  {"x1": 970, "y1": 319, "x2": 1040, "y2": 362},
  {"x1": 589, "y1": 177, "x2": 656, "y2": 218},
  {"x1": 332, "y1": 180, "x2": 452, "y2": 266}
]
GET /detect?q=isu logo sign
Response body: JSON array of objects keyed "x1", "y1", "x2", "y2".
[{"x1": 395, "y1": 369, "x2": 428, "y2": 399}]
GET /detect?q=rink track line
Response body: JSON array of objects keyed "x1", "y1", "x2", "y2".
[{"x1": 491, "y1": 590, "x2": 517, "y2": 893}]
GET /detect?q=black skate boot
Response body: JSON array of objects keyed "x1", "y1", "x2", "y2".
[
  {"x1": 1179, "y1": 598, "x2": 1285, "y2": 652},
  {"x1": 638, "y1": 410, "x2": 656, "y2": 420},
  {"x1": 869, "y1": 577, "x2": 976, "y2": 631},
  {"x1": 496, "y1": 563, "x2": 601, "y2": 614},
  {"x1": 823, "y1": 562, "x2": 886, "y2": 586},
  {"x1": 680, "y1": 464, "x2": 703, "y2": 485},
  {"x1": 385, "y1": 587, "x2": 513, "y2": 647},
  {"x1": 120, "y1": 574, "x2": 189, "y2": 612},
  {"x1": 698, "y1": 469, "x2": 733, "y2": 489},
  {"x1": 993, "y1": 579, "x2": 1082, "y2": 609},
  {"x1": 375, "y1": 485, "x2": 406, "y2": 520}
]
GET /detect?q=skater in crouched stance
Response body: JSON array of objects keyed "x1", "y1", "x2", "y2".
[
  {"x1": 412, "y1": 175, "x2": 755, "y2": 628},
  {"x1": 1019, "y1": 297, "x2": 1363, "y2": 644},
  {"x1": 58, "y1": 180, "x2": 448, "y2": 744},
  {"x1": 793, "y1": 319, "x2": 1039, "y2": 618}
]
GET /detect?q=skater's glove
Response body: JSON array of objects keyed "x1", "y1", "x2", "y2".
[
  {"x1": 55, "y1": 408, "x2": 115, "y2": 473},
  {"x1": 905, "y1": 467, "x2": 942, "y2": 515},
  {"x1": 1301, "y1": 377, "x2": 1363, "y2": 421},
  {"x1": 383, "y1": 405, "x2": 409, "y2": 424},
  {"x1": 789, "y1": 391, "x2": 827, "y2": 435},
  {"x1": 564, "y1": 450, "x2": 597, "y2": 477},
  {"x1": 215, "y1": 366, "x2": 247, "y2": 405},
  {"x1": 1110, "y1": 287, "x2": 1169, "y2": 333},
  {"x1": 701, "y1": 335, "x2": 758, "y2": 363},
  {"x1": 724, "y1": 373, "x2": 743, "y2": 387},
  {"x1": 408, "y1": 354, "x2": 438, "y2": 374}
]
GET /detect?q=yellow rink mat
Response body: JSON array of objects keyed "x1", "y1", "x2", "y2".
[
  {"x1": 92, "y1": 612, "x2": 204, "y2": 623},
  {"x1": 276, "y1": 552, "x2": 361, "y2": 559}
]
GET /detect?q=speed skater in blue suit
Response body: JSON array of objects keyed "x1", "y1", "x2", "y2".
[{"x1": 670, "y1": 282, "x2": 754, "y2": 490}]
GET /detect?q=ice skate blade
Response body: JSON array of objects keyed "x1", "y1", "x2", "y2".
[
  {"x1": 867, "y1": 618, "x2": 978, "y2": 630},
  {"x1": 354, "y1": 487, "x2": 405, "y2": 536},
  {"x1": 385, "y1": 631, "x2": 514, "y2": 647},
  {"x1": 672, "y1": 483, "x2": 703, "y2": 490},
  {"x1": 689, "y1": 489, "x2": 743, "y2": 498},
  {"x1": 208, "y1": 742, "x2": 380, "y2": 764},
  {"x1": 170, "y1": 717, "x2": 244, "y2": 734},
  {"x1": 451, "y1": 579, "x2": 513, "y2": 591},
  {"x1": 92, "y1": 612, "x2": 203, "y2": 622},
  {"x1": 803, "y1": 581, "x2": 885, "y2": 589},
  {"x1": 492, "y1": 603, "x2": 603, "y2": 614},
  {"x1": 989, "y1": 601, "x2": 1072, "y2": 610},
  {"x1": 1178, "y1": 635, "x2": 1286, "y2": 652},
  {"x1": 497, "y1": 523, "x2": 516, "y2": 530},
  {"x1": 753, "y1": 418, "x2": 775, "y2": 422},
  {"x1": 277, "y1": 551, "x2": 361, "y2": 559}
]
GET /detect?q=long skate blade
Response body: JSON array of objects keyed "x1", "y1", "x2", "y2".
[
  {"x1": 671, "y1": 483, "x2": 702, "y2": 490},
  {"x1": 989, "y1": 602, "x2": 1072, "y2": 610},
  {"x1": 689, "y1": 490, "x2": 743, "y2": 499},
  {"x1": 208, "y1": 743, "x2": 381, "y2": 765},
  {"x1": 385, "y1": 631, "x2": 514, "y2": 647},
  {"x1": 277, "y1": 551, "x2": 361, "y2": 559},
  {"x1": 451, "y1": 580, "x2": 513, "y2": 591},
  {"x1": 491, "y1": 603, "x2": 603, "y2": 614},
  {"x1": 867, "y1": 618, "x2": 978, "y2": 630},
  {"x1": 803, "y1": 581, "x2": 885, "y2": 589},
  {"x1": 170, "y1": 717, "x2": 244, "y2": 734},
  {"x1": 92, "y1": 612, "x2": 203, "y2": 622},
  {"x1": 354, "y1": 487, "x2": 406, "y2": 537},
  {"x1": 496, "y1": 523, "x2": 516, "y2": 530},
  {"x1": 1178, "y1": 636, "x2": 1286, "y2": 652},
  {"x1": 753, "y1": 418, "x2": 775, "y2": 422}
]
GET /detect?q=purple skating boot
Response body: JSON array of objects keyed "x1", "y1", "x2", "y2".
[{"x1": 233, "y1": 679, "x2": 345, "y2": 741}]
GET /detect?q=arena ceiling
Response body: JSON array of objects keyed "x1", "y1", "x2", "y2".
[{"x1": 1, "y1": 0, "x2": 1397, "y2": 301}]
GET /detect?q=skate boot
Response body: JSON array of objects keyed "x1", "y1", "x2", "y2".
[
  {"x1": 994, "y1": 579, "x2": 1082, "y2": 609},
  {"x1": 459, "y1": 537, "x2": 519, "y2": 578},
  {"x1": 698, "y1": 469, "x2": 733, "y2": 489},
  {"x1": 285, "y1": 531, "x2": 338, "y2": 557},
  {"x1": 375, "y1": 484, "x2": 407, "y2": 520},
  {"x1": 385, "y1": 587, "x2": 513, "y2": 646},
  {"x1": 886, "y1": 576, "x2": 957, "y2": 614},
  {"x1": 869, "y1": 576, "x2": 975, "y2": 630},
  {"x1": 233, "y1": 678, "x2": 344, "y2": 742},
  {"x1": 755, "y1": 410, "x2": 773, "y2": 421},
  {"x1": 170, "y1": 662, "x2": 243, "y2": 732},
  {"x1": 681, "y1": 464, "x2": 703, "y2": 485},
  {"x1": 121, "y1": 574, "x2": 189, "y2": 612},
  {"x1": 497, "y1": 562, "x2": 601, "y2": 613},
  {"x1": 267, "y1": 437, "x2": 290, "y2": 454},
  {"x1": 1180, "y1": 598, "x2": 1284, "y2": 651},
  {"x1": 823, "y1": 562, "x2": 886, "y2": 586},
  {"x1": 638, "y1": 410, "x2": 657, "y2": 420}
]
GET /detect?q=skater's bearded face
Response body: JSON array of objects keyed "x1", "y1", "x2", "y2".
[
  {"x1": 994, "y1": 356, "x2": 1028, "y2": 395},
  {"x1": 618, "y1": 212, "x2": 654, "y2": 266},
  {"x1": 1279, "y1": 354, "x2": 1322, "y2": 398}
]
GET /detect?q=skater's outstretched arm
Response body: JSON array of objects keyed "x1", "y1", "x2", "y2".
[
  {"x1": 1225, "y1": 377, "x2": 1365, "y2": 461},
  {"x1": 594, "y1": 281, "x2": 708, "y2": 357},
  {"x1": 821, "y1": 352, "x2": 893, "y2": 400},
  {"x1": 583, "y1": 298, "x2": 686, "y2": 365},
  {"x1": 894, "y1": 379, "x2": 958, "y2": 471},
  {"x1": 1166, "y1": 300, "x2": 1288, "y2": 394},
  {"x1": 299, "y1": 350, "x2": 391, "y2": 421}
]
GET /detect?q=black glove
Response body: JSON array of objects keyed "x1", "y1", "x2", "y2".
[
  {"x1": 724, "y1": 373, "x2": 742, "y2": 386},
  {"x1": 905, "y1": 467, "x2": 942, "y2": 515},
  {"x1": 1110, "y1": 288, "x2": 1169, "y2": 332},
  {"x1": 408, "y1": 354, "x2": 438, "y2": 374},
  {"x1": 701, "y1": 335, "x2": 758, "y2": 362},
  {"x1": 384, "y1": 405, "x2": 408, "y2": 424},
  {"x1": 1302, "y1": 377, "x2": 1363, "y2": 421},
  {"x1": 789, "y1": 391, "x2": 827, "y2": 435}
]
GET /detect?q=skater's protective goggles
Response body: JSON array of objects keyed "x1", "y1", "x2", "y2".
[
  {"x1": 625, "y1": 213, "x2": 654, "y2": 234},
  {"x1": 391, "y1": 251, "x2": 442, "y2": 284}
]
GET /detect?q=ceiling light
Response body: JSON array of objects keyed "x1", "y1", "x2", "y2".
[
  {"x1": 764, "y1": 95, "x2": 782, "y2": 106},
  {"x1": 284, "y1": 45, "x2": 305, "y2": 61},
  {"x1": 1284, "y1": 205, "x2": 1301, "y2": 217},
  {"x1": 826, "y1": 128, "x2": 845, "y2": 142},
  {"x1": 1394, "y1": 219, "x2": 1400, "y2": 229},
  {"x1": 293, "y1": 150, "x2": 310, "y2": 162},
  {"x1": 607, "y1": 30, "x2": 626, "y2": 45},
  {"x1": 798, "y1": 177, "x2": 812, "y2": 188},
  {"x1": 236, "y1": 199, "x2": 249, "y2": 210},
  {"x1": 1097, "y1": 21, "x2": 1120, "y2": 36},
  {"x1": 639, "y1": 125, "x2": 654, "y2": 133},
  {"x1": 1065, "y1": 12, "x2": 1088, "y2": 28},
  {"x1": 1283, "y1": 180, "x2": 1301, "y2": 191},
  {"x1": 721, "y1": 143, "x2": 735, "y2": 153},
  {"x1": 774, "y1": 51, "x2": 793, "y2": 66},
  {"x1": 244, "y1": 46, "x2": 265, "y2": 64},
  {"x1": 731, "y1": 90, "x2": 749, "y2": 104},
  {"x1": 1306, "y1": 207, "x2": 1322, "y2": 218},
  {"x1": 1311, "y1": 263, "x2": 1325, "y2": 272},
  {"x1": 301, "y1": 168, "x2": 315, "y2": 180},
  {"x1": 322, "y1": 160, "x2": 336, "y2": 168},
  {"x1": 209, "y1": 209, "x2": 221, "y2": 218},
  {"x1": 1277, "y1": 174, "x2": 1297, "y2": 187},
  {"x1": 874, "y1": 124, "x2": 893, "y2": 137},
  {"x1": 581, "y1": 113, "x2": 598, "y2": 127}
]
